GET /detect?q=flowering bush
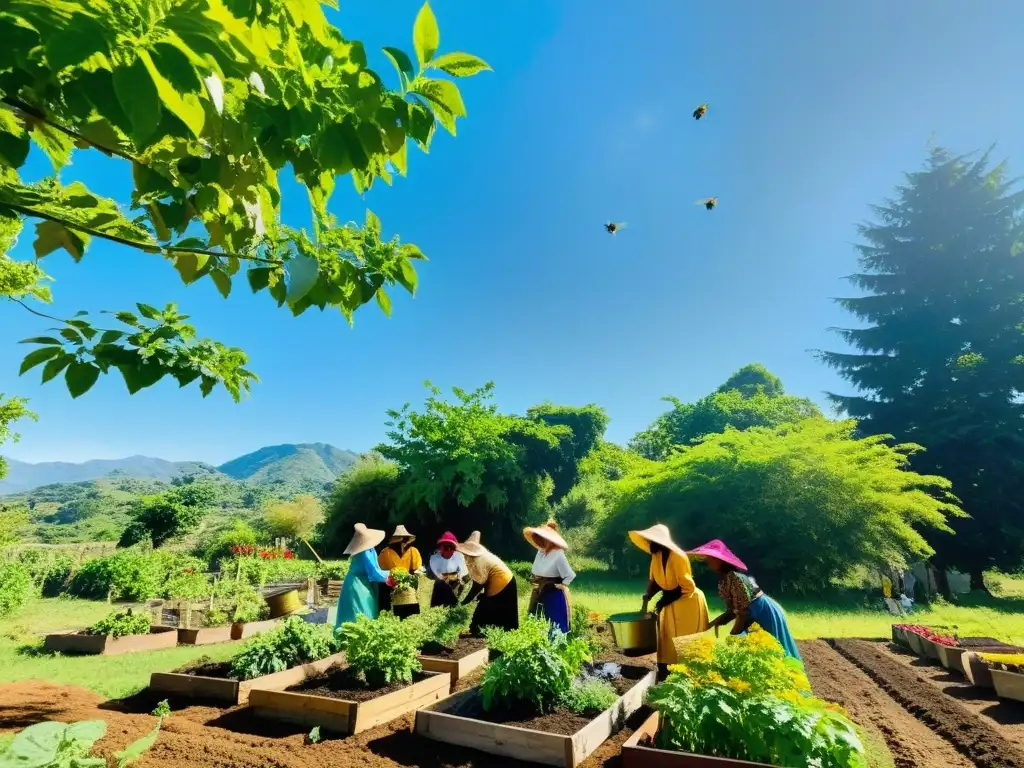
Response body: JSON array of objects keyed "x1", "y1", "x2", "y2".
[
  {"x1": 230, "y1": 545, "x2": 295, "y2": 560},
  {"x1": 648, "y1": 626, "x2": 865, "y2": 767},
  {"x1": 894, "y1": 624, "x2": 956, "y2": 647}
]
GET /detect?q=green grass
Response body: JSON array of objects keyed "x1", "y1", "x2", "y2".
[{"x1": 0, "y1": 598, "x2": 243, "y2": 699}]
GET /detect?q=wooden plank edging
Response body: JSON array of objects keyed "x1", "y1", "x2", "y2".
[
  {"x1": 622, "y1": 712, "x2": 773, "y2": 768},
  {"x1": 418, "y1": 647, "x2": 489, "y2": 686},
  {"x1": 43, "y1": 626, "x2": 177, "y2": 656}
]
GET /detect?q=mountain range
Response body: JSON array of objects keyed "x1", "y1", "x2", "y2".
[{"x1": 0, "y1": 442, "x2": 360, "y2": 494}]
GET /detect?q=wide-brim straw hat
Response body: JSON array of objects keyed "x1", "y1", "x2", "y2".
[
  {"x1": 523, "y1": 521, "x2": 568, "y2": 551},
  {"x1": 390, "y1": 524, "x2": 415, "y2": 543},
  {"x1": 344, "y1": 523, "x2": 386, "y2": 556},
  {"x1": 456, "y1": 530, "x2": 486, "y2": 557},
  {"x1": 628, "y1": 523, "x2": 686, "y2": 558},
  {"x1": 688, "y1": 539, "x2": 748, "y2": 571}
]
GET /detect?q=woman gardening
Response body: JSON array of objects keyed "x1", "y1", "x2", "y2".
[
  {"x1": 630, "y1": 523, "x2": 710, "y2": 676},
  {"x1": 335, "y1": 523, "x2": 390, "y2": 630},
  {"x1": 458, "y1": 530, "x2": 520, "y2": 636},
  {"x1": 525, "y1": 520, "x2": 576, "y2": 634},
  {"x1": 426, "y1": 531, "x2": 471, "y2": 607},
  {"x1": 688, "y1": 538, "x2": 802, "y2": 661},
  {"x1": 377, "y1": 525, "x2": 424, "y2": 619}
]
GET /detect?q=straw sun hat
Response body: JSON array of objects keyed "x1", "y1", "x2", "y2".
[
  {"x1": 523, "y1": 520, "x2": 569, "y2": 551},
  {"x1": 456, "y1": 530, "x2": 486, "y2": 557},
  {"x1": 343, "y1": 523, "x2": 386, "y2": 556},
  {"x1": 628, "y1": 523, "x2": 685, "y2": 557},
  {"x1": 390, "y1": 524, "x2": 416, "y2": 543}
]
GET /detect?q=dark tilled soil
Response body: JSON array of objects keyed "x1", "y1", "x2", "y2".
[
  {"x1": 831, "y1": 638, "x2": 1024, "y2": 768},
  {"x1": 174, "y1": 658, "x2": 233, "y2": 679},
  {"x1": 419, "y1": 637, "x2": 487, "y2": 660},
  {"x1": 289, "y1": 669, "x2": 434, "y2": 703}
]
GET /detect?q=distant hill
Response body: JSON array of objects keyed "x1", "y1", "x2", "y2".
[
  {"x1": 217, "y1": 443, "x2": 359, "y2": 488},
  {"x1": 0, "y1": 443, "x2": 358, "y2": 495}
]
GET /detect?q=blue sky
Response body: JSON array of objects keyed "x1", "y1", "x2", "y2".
[{"x1": 3, "y1": 0, "x2": 1024, "y2": 464}]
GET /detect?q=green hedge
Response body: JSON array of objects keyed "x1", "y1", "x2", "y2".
[
  {"x1": 0, "y1": 562, "x2": 34, "y2": 617},
  {"x1": 68, "y1": 549, "x2": 207, "y2": 601}
]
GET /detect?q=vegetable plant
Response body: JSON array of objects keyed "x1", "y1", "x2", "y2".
[
  {"x1": 480, "y1": 615, "x2": 592, "y2": 713},
  {"x1": 336, "y1": 612, "x2": 423, "y2": 688},
  {"x1": 388, "y1": 566, "x2": 417, "y2": 591},
  {"x1": 229, "y1": 616, "x2": 338, "y2": 681},
  {"x1": 414, "y1": 604, "x2": 473, "y2": 649},
  {"x1": 86, "y1": 609, "x2": 150, "y2": 637},
  {"x1": 647, "y1": 625, "x2": 865, "y2": 767},
  {"x1": 560, "y1": 678, "x2": 618, "y2": 714}
]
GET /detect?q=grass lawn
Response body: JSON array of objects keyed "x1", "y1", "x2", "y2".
[{"x1": 0, "y1": 598, "x2": 243, "y2": 699}]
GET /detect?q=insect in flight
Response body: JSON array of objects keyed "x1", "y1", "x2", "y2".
[
  {"x1": 692, "y1": 103, "x2": 708, "y2": 120},
  {"x1": 695, "y1": 197, "x2": 717, "y2": 211},
  {"x1": 604, "y1": 222, "x2": 627, "y2": 235}
]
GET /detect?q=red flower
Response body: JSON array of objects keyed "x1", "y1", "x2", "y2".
[{"x1": 283, "y1": 550, "x2": 295, "y2": 559}]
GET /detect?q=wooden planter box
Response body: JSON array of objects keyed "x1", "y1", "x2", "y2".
[
  {"x1": 415, "y1": 668, "x2": 656, "y2": 767},
  {"x1": 43, "y1": 626, "x2": 177, "y2": 656},
  {"x1": 149, "y1": 652, "x2": 346, "y2": 706},
  {"x1": 418, "y1": 646, "x2": 489, "y2": 686},
  {"x1": 250, "y1": 670, "x2": 450, "y2": 734},
  {"x1": 622, "y1": 713, "x2": 771, "y2": 767},
  {"x1": 991, "y1": 669, "x2": 1024, "y2": 703},
  {"x1": 230, "y1": 618, "x2": 280, "y2": 640},
  {"x1": 177, "y1": 625, "x2": 234, "y2": 646}
]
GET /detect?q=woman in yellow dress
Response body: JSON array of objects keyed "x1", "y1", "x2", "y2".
[
  {"x1": 629, "y1": 523, "x2": 709, "y2": 677},
  {"x1": 377, "y1": 525, "x2": 424, "y2": 619}
]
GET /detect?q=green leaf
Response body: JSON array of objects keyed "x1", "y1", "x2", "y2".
[
  {"x1": 44, "y1": 14, "x2": 111, "y2": 71},
  {"x1": 112, "y1": 56, "x2": 162, "y2": 146},
  {"x1": 33, "y1": 220, "x2": 90, "y2": 261},
  {"x1": 376, "y1": 287, "x2": 393, "y2": 317},
  {"x1": 247, "y1": 267, "x2": 272, "y2": 292},
  {"x1": 19, "y1": 346, "x2": 61, "y2": 375},
  {"x1": 99, "y1": 330, "x2": 125, "y2": 344},
  {"x1": 412, "y1": 2, "x2": 440, "y2": 67},
  {"x1": 286, "y1": 253, "x2": 319, "y2": 304},
  {"x1": 0, "y1": 110, "x2": 30, "y2": 168},
  {"x1": 65, "y1": 361, "x2": 101, "y2": 398},
  {"x1": 365, "y1": 209, "x2": 382, "y2": 236},
  {"x1": 412, "y1": 79, "x2": 466, "y2": 119},
  {"x1": 119, "y1": 362, "x2": 166, "y2": 394},
  {"x1": 40, "y1": 354, "x2": 72, "y2": 383},
  {"x1": 397, "y1": 259, "x2": 418, "y2": 296},
  {"x1": 173, "y1": 252, "x2": 208, "y2": 284},
  {"x1": 138, "y1": 50, "x2": 205, "y2": 139},
  {"x1": 136, "y1": 304, "x2": 161, "y2": 320},
  {"x1": 382, "y1": 46, "x2": 415, "y2": 85},
  {"x1": 210, "y1": 270, "x2": 231, "y2": 298},
  {"x1": 19, "y1": 336, "x2": 62, "y2": 345},
  {"x1": 60, "y1": 327, "x2": 83, "y2": 344},
  {"x1": 429, "y1": 52, "x2": 492, "y2": 78},
  {"x1": 114, "y1": 721, "x2": 161, "y2": 768}
]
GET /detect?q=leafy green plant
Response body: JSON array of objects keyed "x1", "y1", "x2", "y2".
[
  {"x1": 306, "y1": 726, "x2": 321, "y2": 745},
  {"x1": 426, "y1": 604, "x2": 473, "y2": 649},
  {"x1": 229, "y1": 616, "x2": 338, "y2": 681},
  {"x1": 389, "y1": 566, "x2": 417, "y2": 591},
  {"x1": 86, "y1": 609, "x2": 150, "y2": 637},
  {"x1": 68, "y1": 550, "x2": 203, "y2": 601},
  {"x1": 481, "y1": 614, "x2": 592, "y2": 713},
  {"x1": 16, "y1": 549, "x2": 76, "y2": 596},
  {"x1": 336, "y1": 612, "x2": 423, "y2": 688},
  {"x1": 0, "y1": 561, "x2": 34, "y2": 617},
  {"x1": 163, "y1": 567, "x2": 211, "y2": 601},
  {"x1": 203, "y1": 608, "x2": 231, "y2": 628},
  {"x1": 0, "y1": 709, "x2": 166, "y2": 768},
  {"x1": 559, "y1": 678, "x2": 618, "y2": 714},
  {"x1": 151, "y1": 700, "x2": 171, "y2": 718},
  {"x1": 316, "y1": 560, "x2": 350, "y2": 580}
]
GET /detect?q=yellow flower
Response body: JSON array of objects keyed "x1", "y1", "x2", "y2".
[
  {"x1": 725, "y1": 678, "x2": 752, "y2": 694},
  {"x1": 777, "y1": 689, "x2": 805, "y2": 706},
  {"x1": 680, "y1": 637, "x2": 716, "y2": 663}
]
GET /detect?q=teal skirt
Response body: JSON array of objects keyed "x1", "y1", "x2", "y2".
[
  {"x1": 744, "y1": 595, "x2": 801, "y2": 661},
  {"x1": 335, "y1": 572, "x2": 378, "y2": 629}
]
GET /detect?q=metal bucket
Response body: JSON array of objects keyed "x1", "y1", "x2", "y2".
[
  {"x1": 265, "y1": 588, "x2": 302, "y2": 618},
  {"x1": 607, "y1": 611, "x2": 658, "y2": 654}
]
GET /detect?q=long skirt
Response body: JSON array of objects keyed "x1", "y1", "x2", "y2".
[
  {"x1": 657, "y1": 588, "x2": 710, "y2": 664},
  {"x1": 534, "y1": 586, "x2": 571, "y2": 634},
  {"x1": 335, "y1": 573, "x2": 378, "y2": 630},
  {"x1": 430, "y1": 579, "x2": 459, "y2": 608},
  {"x1": 744, "y1": 595, "x2": 802, "y2": 661},
  {"x1": 379, "y1": 584, "x2": 420, "y2": 619},
  {"x1": 470, "y1": 577, "x2": 519, "y2": 636}
]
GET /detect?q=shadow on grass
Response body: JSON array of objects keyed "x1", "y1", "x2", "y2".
[{"x1": 14, "y1": 642, "x2": 59, "y2": 658}]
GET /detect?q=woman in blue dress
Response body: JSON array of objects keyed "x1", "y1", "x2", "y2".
[
  {"x1": 688, "y1": 539, "x2": 802, "y2": 661},
  {"x1": 335, "y1": 523, "x2": 390, "y2": 631}
]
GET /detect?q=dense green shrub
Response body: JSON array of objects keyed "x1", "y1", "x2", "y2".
[
  {"x1": 229, "y1": 616, "x2": 338, "y2": 681},
  {"x1": 0, "y1": 562, "x2": 34, "y2": 617},
  {"x1": 16, "y1": 548, "x2": 77, "y2": 596},
  {"x1": 200, "y1": 519, "x2": 264, "y2": 565},
  {"x1": 86, "y1": 609, "x2": 151, "y2": 637},
  {"x1": 216, "y1": 554, "x2": 318, "y2": 587},
  {"x1": 560, "y1": 678, "x2": 618, "y2": 714},
  {"x1": 320, "y1": 455, "x2": 401, "y2": 557},
  {"x1": 68, "y1": 549, "x2": 203, "y2": 601},
  {"x1": 481, "y1": 615, "x2": 591, "y2": 713},
  {"x1": 337, "y1": 613, "x2": 423, "y2": 688},
  {"x1": 315, "y1": 560, "x2": 350, "y2": 580}
]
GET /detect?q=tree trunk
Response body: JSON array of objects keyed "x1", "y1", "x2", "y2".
[
  {"x1": 970, "y1": 567, "x2": 990, "y2": 594},
  {"x1": 932, "y1": 564, "x2": 952, "y2": 601}
]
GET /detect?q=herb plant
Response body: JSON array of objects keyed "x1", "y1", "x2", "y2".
[
  {"x1": 389, "y1": 566, "x2": 417, "y2": 591},
  {"x1": 86, "y1": 609, "x2": 151, "y2": 638},
  {"x1": 481, "y1": 615, "x2": 592, "y2": 713},
  {"x1": 413, "y1": 604, "x2": 473, "y2": 649},
  {"x1": 560, "y1": 678, "x2": 618, "y2": 714},
  {"x1": 336, "y1": 612, "x2": 423, "y2": 688},
  {"x1": 229, "y1": 616, "x2": 338, "y2": 681}
]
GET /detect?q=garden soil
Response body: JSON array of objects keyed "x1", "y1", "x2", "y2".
[{"x1": 3, "y1": 641, "x2": 1024, "y2": 768}]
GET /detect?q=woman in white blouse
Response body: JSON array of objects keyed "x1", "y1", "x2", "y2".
[
  {"x1": 426, "y1": 531, "x2": 470, "y2": 607},
  {"x1": 524, "y1": 520, "x2": 576, "y2": 634}
]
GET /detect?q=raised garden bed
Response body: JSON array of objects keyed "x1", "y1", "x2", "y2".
[
  {"x1": 149, "y1": 652, "x2": 345, "y2": 705},
  {"x1": 991, "y1": 668, "x2": 1024, "y2": 703},
  {"x1": 418, "y1": 637, "x2": 489, "y2": 686},
  {"x1": 415, "y1": 664, "x2": 655, "y2": 767},
  {"x1": 248, "y1": 667, "x2": 450, "y2": 734},
  {"x1": 231, "y1": 618, "x2": 281, "y2": 640},
  {"x1": 621, "y1": 712, "x2": 771, "y2": 768},
  {"x1": 43, "y1": 626, "x2": 177, "y2": 656},
  {"x1": 177, "y1": 626, "x2": 234, "y2": 645}
]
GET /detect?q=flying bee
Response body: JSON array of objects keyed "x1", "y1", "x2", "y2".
[
  {"x1": 604, "y1": 222, "x2": 627, "y2": 235},
  {"x1": 693, "y1": 103, "x2": 708, "y2": 120},
  {"x1": 695, "y1": 197, "x2": 717, "y2": 211}
]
